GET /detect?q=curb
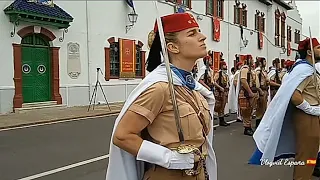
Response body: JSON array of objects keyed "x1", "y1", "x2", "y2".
[{"x1": 0, "y1": 110, "x2": 121, "y2": 130}]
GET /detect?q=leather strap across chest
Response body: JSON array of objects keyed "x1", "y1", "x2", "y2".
[{"x1": 174, "y1": 87, "x2": 209, "y2": 135}]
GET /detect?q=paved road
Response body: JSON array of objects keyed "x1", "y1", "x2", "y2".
[{"x1": 0, "y1": 114, "x2": 317, "y2": 180}]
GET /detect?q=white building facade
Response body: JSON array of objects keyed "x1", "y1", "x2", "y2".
[{"x1": 0, "y1": 0, "x2": 304, "y2": 114}]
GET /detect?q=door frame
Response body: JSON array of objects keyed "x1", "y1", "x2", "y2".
[{"x1": 13, "y1": 26, "x2": 62, "y2": 109}]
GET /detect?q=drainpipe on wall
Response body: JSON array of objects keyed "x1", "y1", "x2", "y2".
[{"x1": 85, "y1": 0, "x2": 92, "y2": 102}]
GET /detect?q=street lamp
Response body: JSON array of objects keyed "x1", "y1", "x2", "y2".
[{"x1": 126, "y1": 11, "x2": 138, "y2": 33}]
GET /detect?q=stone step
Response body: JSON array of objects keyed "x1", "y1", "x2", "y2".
[
  {"x1": 22, "y1": 101, "x2": 58, "y2": 108},
  {"x1": 15, "y1": 104, "x2": 67, "y2": 113}
]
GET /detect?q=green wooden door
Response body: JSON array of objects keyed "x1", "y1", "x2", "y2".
[{"x1": 21, "y1": 34, "x2": 51, "y2": 103}]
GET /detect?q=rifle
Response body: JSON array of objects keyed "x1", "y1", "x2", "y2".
[
  {"x1": 244, "y1": 56, "x2": 252, "y2": 98},
  {"x1": 258, "y1": 69, "x2": 262, "y2": 87},
  {"x1": 204, "y1": 57, "x2": 209, "y2": 85},
  {"x1": 244, "y1": 56, "x2": 257, "y2": 97},
  {"x1": 218, "y1": 69, "x2": 223, "y2": 92},
  {"x1": 275, "y1": 68, "x2": 281, "y2": 84}
]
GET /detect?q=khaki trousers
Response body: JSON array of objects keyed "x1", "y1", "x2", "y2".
[
  {"x1": 293, "y1": 108, "x2": 320, "y2": 180},
  {"x1": 238, "y1": 90, "x2": 258, "y2": 127},
  {"x1": 256, "y1": 90, "x2": 268, "y2": 119},
  {"x1": 143, "y1": 165, "x2": 205, "y2": 180},
  {"x1": 214, "y1": 90, "x2": 228, "y2": 117}
]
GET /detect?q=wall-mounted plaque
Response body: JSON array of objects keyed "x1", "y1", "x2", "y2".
[
  {"x1": 67, "y1": 42, "x2": 81, "y2": 79},
  {"x1": 119, "y1": 39, "x2": 135, "y2": 78}
]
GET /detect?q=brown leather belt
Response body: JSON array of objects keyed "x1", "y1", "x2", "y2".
[
  {"x1": 241, "y1": 87, "x2": 258, "y2": 93},
  {"x1": 270, "y1": 86, "x2": 279, "y2": 90}
]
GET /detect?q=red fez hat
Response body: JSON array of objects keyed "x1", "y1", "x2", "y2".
[
  {"x1": 298, "y1": 38, "x2": 320, "y2": 51},
  {"x1": 153, "y1": 13, "x2": 199, "y2": 33},
  {"x1": 220, "y1": 61, "x2": 226, "y2": 66},
  {"x1": 236, "y1": 62, "x2": 243, "y2": 67},
  {"x1": 247, "y1": 55, "x2": 252, "y2": 59},
  {"x1": 285, "y1": 60, "x2": 294, "y2": 67},
  {"x1": 257, "y1": 57, "x2": 265, "y2": 62},
  {"x1": 204, "y1": 55, "x2": 211, "y2": 60}
]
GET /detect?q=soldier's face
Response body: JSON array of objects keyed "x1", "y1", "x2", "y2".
[
  {"x1": 262, "y1": 60, "x2": 266, "y2": 67},
  {"x1": 250, "y1": 59, "x2": 254, "y2": 66},
  {"x1": 313, "y1": 45, "x2": 320, "y2": 61},
  {"x1": 168, "y1": 27, "x2": 207, "y2": 61},
  {"x1": 222, "y1": 65, "x2": 227, "y2": 70}
]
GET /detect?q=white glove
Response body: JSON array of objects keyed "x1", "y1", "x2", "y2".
[
  {"x1": 296, "y1": 100, "x2": 320, "y2": 116},
  {"x1": 136, "y1": 140, "x2": 194, "y2": 169}
]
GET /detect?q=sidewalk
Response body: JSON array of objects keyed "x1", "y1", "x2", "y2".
[{"x1": 0, "y1": 102, "x2": 124, "y2": 129}]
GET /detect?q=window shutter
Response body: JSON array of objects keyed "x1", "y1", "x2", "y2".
[
  {"x1": 213, "y1": 0, "x2": 217, "y2": 17},
  {"x1": 233, "y1": 5, "x2": 236, "y2": 23},
  {"x1": 221, "y1": 0, "x2": 224, "y2": 19},
  {"x1": 104, "y1": 47, "x2": 111, "y2": 81}
]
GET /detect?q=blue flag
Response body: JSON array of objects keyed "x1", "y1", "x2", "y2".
[{"x1": 126, "y1": 0, "x2": 135, "y2": 10}]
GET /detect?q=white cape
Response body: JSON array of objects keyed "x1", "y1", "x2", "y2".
[
  {"x1": 197, "y1": 65, "x2": 207, "y2": 81},
  {"x1": 228, "y1": 71, "x2": 239, "y2": 113},
  {"x1": 105, "y1": 63, "x2": 217, "y2": 180},
  {"x1": 267, "y1": 68, "x2": 277, "y2": 105},
  {"x1": 252, "y1": 61, "x2": 314, "y2": 161},
  {"x1": 282, "y1": 72, "x2": 289, "y2": 83},
  {"x1": 267, "y1": 68, "x2": 276, "y2": 79}
]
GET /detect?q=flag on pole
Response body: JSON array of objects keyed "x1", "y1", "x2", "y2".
[{"x1": 125, "y1": 0, "x2": 135, "y2": 11}]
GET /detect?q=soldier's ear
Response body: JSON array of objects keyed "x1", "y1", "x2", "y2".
[
  {"x1": 167, "y1": 42, "x2": 179, "y2": 54},
  {"x1": 307, "y1": 50, "x2": 312, "y2": 56}
]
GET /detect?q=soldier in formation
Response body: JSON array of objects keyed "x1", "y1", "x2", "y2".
[
  {"x1": 236, "y1": 55, "x2": 259, "y2": 136},
  {"x1": 268, "y1": 58, "x2": 281, "y2": 100},
  {"x1": 250, "y1": 37, "x2": 320, "y2": 180},
  {"x1": 213, "y1": 61, "x2": 230, "y2": 126},
  {"x1": 254, "y1": 57, "x2": 269, "y2": 128}
]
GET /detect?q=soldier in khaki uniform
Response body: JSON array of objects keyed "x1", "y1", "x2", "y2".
[
  {"x1": 268, "y1": 58, "x2": 281, "y2": 100},
  {"x1": 249, "y1": 38, "x2": 320, "y2": 180},
  {"x1": 279, "y1": 60, "x2": 288, "y2": 81},
  {"x1": 213, "y1": 61, "x2": 230, "y2": 126},
  {"x1": 199, "y1": 55, "x2": 215, "y2": 91},
  {"x1": 289, "y1": 38, "x2": 320, "y2": 180},
  {"x1": 238, "y1": 55, "x2": 259, "y2": 136},
  {"x1": 254, "y1": 57, "x2": 269, "y2": 128},
  {"x1": 108, "y1": 13, "x2": 217, "y2": 180}
]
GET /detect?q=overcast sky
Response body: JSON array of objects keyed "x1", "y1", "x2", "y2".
[{"x1": 294, "y1": 1, "x2": 320, "y2": 39}]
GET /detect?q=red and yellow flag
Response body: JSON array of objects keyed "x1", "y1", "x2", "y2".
[{"x1": 306, "y1": 159, "x2": 317, "y2": 166}]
